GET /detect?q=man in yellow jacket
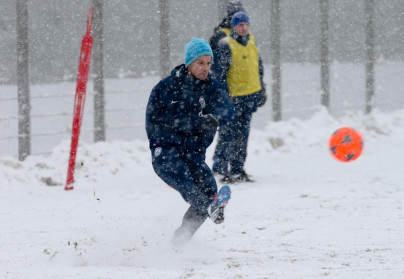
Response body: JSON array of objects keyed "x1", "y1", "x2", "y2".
[{"x1": 211, "y1": 11, "x2": 266, "y2": 183}]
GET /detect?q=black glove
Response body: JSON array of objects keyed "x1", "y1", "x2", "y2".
[
  {"x1": 199, "y1": 112, "x2": 218, "y2": 129},
  {"x1": 258, "y1": 88, "x2": 267, "y2": 107}
]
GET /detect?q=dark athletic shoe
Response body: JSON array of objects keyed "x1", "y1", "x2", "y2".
[{"x1": 232, "y1": 170, "x2": 254, "y2": 183}]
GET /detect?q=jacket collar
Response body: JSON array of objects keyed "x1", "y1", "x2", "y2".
[
  {"x1": 231, "y1": 30, "x2": 250, "y2": 46},
  {"x1": 171, "y1": 64, "x2": 212, "y2": 85}
]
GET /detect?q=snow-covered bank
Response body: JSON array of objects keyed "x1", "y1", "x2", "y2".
[{"x1": 1, "y1": 109, "x2": 404, "y2": 278}]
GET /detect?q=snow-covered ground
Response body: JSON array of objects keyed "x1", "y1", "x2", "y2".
[{"x1": 1, "y1": 107, "x2": 404, "y2": 278}]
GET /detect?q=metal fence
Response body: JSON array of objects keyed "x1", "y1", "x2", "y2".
[{"x1": 1, "y1": 0, "x2": 404, "y2": 159}]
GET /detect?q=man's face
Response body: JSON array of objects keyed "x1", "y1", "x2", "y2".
[
  {"x1": 188, "y1": 55, "x2": 212, "y2": 80},
  {"x1": 234, "y1": 22, "x2": 249, "y2": 37}
]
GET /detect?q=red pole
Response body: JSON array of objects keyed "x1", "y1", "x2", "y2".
[{"x1": 65, "y1": 7, "x2": 94, "y2": 191}]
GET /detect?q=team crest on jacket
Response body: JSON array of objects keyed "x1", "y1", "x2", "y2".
[
  {"x1": 154, "y1": 147, "x2": 162, "y2": 157},
  {"x1": 199, "y1": 96, "x2": 206, "y2": 108}
]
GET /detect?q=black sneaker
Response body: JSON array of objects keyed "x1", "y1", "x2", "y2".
[
  {"x1": 220, "y1": 175, "x2": 234, "y2": 184},
  {"x1": 232, "y1": 171, "x2": 254, "y2": 183}
]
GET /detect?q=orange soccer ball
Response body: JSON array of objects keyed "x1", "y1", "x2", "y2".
[{"x1": 328, "y1": 127, "x2": 364, "y2": 162}]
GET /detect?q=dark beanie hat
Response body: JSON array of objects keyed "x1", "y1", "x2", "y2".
[
  {"x1": 227, "y1": 1, "x2": 246, "y2": 18},
  {"x1": 231, "y1": 11, "x2": 250, "y2": 29}
]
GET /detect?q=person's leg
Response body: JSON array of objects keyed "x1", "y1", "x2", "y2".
[
  {"x1": 185, "y1": 150, "x2": 217, "y2": 199},
  {"x1": 230, "y1": 108, "x2": 253, "y2": 176},
  {"x1": 152, "y1": 147, "x2": 213, "y2": 210},
  {"x1": 151, "y1": 147, "x2": 217, "y2": 244},
  {"x1": 212, "y1": 123, "x2": 233, "y2": 175},
  {"x1": 172, "y1": 205, "x2": 208, "y2": 246},
  {"x1": 171, "y1": 150, "x2": 218, "y2": 244}
]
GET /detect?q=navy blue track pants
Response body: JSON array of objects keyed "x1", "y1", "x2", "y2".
[{"x1": 151, "y1": 146, "x2": 218, "y2": 240}]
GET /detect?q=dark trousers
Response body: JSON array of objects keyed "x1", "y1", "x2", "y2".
[
  {"x1": 230, "y1": 106, "x2": 253, "y2": 174},
  {"x1": 151, "y1": 147, "x2": 217, "y2": 242},
  {"x1": 213, "y1": 102, "x2": 254, "y2": 176}
]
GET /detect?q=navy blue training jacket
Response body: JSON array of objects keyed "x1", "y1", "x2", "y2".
[{"x1": 146, "y1": 64, "x2": 234, "y2": 152}]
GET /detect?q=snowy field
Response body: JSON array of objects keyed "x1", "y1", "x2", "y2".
[{"x1": 1, "y1": 106, "x2": 404, "y2": 278}]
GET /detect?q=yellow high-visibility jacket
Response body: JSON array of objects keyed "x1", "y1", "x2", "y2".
[{"x1": 215, "y1": 33, "x2": 262, "y2": 97}]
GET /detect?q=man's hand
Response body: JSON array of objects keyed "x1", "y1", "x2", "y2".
[{"x1": 199, "y1": 112, "x2": 218, "y2": 129}]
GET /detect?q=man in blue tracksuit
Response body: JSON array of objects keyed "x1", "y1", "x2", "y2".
[{"x1": 146, "y1": 38, "x2": 234, "y2": 245}]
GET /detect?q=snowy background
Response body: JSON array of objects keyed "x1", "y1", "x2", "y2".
[
  {"x1": 2, "y1": 61, "x2": 404, "y2": 157},
  {"x1": 2, "y1": 0, "x2": 404, "y2": 83},
  {"x1": 2, "y1": 1, "x2": 404, "y2": 277},
  {"x1": 1, "y1": 104, "x2": 404, "y2": 278}
]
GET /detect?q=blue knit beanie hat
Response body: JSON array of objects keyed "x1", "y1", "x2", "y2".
[
  {"x1": 231, "y1": 11, "x2": 250, "y2": 29},
  {"x1": 184, "y1": 37, "x2": 213, "y2": 67}
]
